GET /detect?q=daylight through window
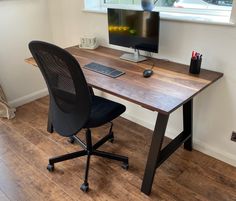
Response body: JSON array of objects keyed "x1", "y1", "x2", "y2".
[
  {"x1": 84, "y1": 0, "x2": 235, "y2": 24},
  {"x1": 103, "y1": 0, "x2": 232, "y2": 12}
]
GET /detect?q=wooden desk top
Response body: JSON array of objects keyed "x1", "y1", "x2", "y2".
[{"x1": 25, "y1": 46, "x2": 223, "y2": 114}]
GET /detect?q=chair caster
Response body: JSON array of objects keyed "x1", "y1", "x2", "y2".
[
  {"x1": 47, "y1": 164, "x2": 54, "y2": 172},
  {"x1": 68, "y1": 136, "x2": 75, "y2": 144},
  {"x1": 121, "y1": 162, "x2": 129, "y2": 170},
  {"x1": 80, "y1": 182, "x2": 89, "y2": 192}
]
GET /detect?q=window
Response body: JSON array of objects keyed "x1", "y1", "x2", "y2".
[
  {"x1": 103, "y1": 0, "x2": 232, "y2": 11},
  {"x1": 103, "y1": 0, "x2": 232, "y2": 8},
  {"x1": 84, "y1": 0, "x2": 235, "y2": 24},
  {"x1": 104, "y1": 0, "x2": 141, "y2": 4}
]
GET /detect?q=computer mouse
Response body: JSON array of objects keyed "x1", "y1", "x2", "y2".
[{"x1": 143, "y1": 69, "x2": 153, "y2": 78}]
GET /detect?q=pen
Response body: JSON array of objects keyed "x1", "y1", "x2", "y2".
[
  {"x1": 192, "y1": 51, "x2": 197, "y2": 60},
  {"x1": 196, "y1": 53, "x2": 200, "y2": 60},
  {"x1": 192, "y1": 51, "x2": 202, "y2": 60}
]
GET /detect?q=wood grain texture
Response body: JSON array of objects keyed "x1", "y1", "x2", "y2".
[
  {"x1": 25, "y1": 46, "x2": 223, "y2": 114},
  {"x1": 0, "y1": 97, "x2": 235, "y2": 201}
]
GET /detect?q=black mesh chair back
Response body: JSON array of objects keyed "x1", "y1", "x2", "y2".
[{"x1": 29, "y1": 41, "x2": 91, "y2": 136}]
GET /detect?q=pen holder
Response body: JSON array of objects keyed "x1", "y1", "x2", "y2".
[{"x1": 189, "y1": 58, "x2": 202, "y2": 74}]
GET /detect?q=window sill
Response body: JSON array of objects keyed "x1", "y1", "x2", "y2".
[
  {"x1": 161, "y1": 12, "x2": 233, "y2": 26},
  {"x1": 83, "y1": 7, "x2": 234, "y2": 26}
]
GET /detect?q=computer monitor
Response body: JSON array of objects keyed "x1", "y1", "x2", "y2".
[{"x1": 108, "y1": 8, "x2": 160, "y2": 62}]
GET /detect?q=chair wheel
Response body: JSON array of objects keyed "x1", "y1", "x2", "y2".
[
  {"x1": 80, "y1": 182, "x2": 89, "y2": 192},
  {"x1": 68, "y1": 137, "x2": 75, "y2": 144},
  {"x1": 47, "y1": 164, "x2": 54, "y2": 172},
  {"x1": 122, "y1": 163, "x2": 129, "y2": 170}
]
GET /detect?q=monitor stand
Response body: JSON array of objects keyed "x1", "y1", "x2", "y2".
[{"x1": 120, "y1": 49, "x2": 147, "y2": 63}]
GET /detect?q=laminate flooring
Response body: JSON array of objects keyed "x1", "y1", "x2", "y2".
[{"x1": 0, "y1": 96, "x2": 235, "y2": 201}]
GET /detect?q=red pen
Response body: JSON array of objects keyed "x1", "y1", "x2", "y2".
[{"x1": 192, "y1": 51, "x2": 197, "y2": 60}]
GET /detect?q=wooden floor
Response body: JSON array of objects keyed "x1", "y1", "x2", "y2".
[{"x1": 0, "y1": 97, "x2": 235, "y2": 201}]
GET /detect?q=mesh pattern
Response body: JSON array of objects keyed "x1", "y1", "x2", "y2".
[
  {"x1": 36, "y1": 49, "x2": 77, "y2": 112},
  {"x1": 29, "y1": 41, "x2": 91, "y2": 135},
  {"x1": 30, "y1": 41, "x2": 90, "y2": 114}
]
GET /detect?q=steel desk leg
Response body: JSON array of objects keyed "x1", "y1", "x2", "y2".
[
  {"x1": 141, "y1": 113, "x2": 169, "y2": 195},
  {"x1": 141, "y1": 99, "x2": 193, "y2": 195},
  {"x1": 47, "y1": 98, "x2": 53, "y2": 133},
  {"x1": 47, "y1": 110, "x2": 53, "y2": 133},
  {"x1": 183, "y1": 99, "x2": 193, "y2": 151}
]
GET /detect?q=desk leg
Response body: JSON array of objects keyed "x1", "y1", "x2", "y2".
[
  {"x1": 47, "y1": 111, "x2": 53, "y2": 133},
  {"x1": 183, "y1": 99, "x2": 193, "y2": 151},
  {"x1": 47, "y1": 99, "x2": 53, "y2": 133},
  {"x1": 88, "y1": 86, "x2": 94, "y2": 96},
  {"x1": 141, "y1": 113, "x2": 169, "y2": 195}
]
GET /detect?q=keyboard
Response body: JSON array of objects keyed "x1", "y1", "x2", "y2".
[{"x1": 84, "y1": 62, "x2": 125, "y2": 78}]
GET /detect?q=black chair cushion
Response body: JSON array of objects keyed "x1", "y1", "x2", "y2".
[{"x1": 84, "y1": 96, "x2": 126, "y2": 128}]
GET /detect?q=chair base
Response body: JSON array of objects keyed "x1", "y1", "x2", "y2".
[{"x1": 47, "y1": 123, "x2": 128, "y2": 192}]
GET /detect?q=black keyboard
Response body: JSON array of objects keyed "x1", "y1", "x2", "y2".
[{"x1": 84, "y1": 62, "x2": 125, "y2": 78}]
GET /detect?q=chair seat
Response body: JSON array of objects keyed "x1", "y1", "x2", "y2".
[{"x1": 84, "y1": 96, "x2": 126, "y2": 128}]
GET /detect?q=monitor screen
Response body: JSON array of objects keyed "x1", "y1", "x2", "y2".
[{"x1": 108, "y1": 8, "x2": 160, "y2": 53}]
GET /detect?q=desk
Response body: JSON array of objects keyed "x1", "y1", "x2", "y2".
[{"x1": 26, "y1": 46, "x2": 223, "y2": 195}]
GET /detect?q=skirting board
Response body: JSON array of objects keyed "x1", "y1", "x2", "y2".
[
  {"x1": 8, "y1": 88, "x2": 236, "y2": 167},
  {"x1": 8, "y1": 88, "x2": 49, "y2": 108},
  {"x1": 122, "y1": 112, "x2": 236, "y2": 167}
]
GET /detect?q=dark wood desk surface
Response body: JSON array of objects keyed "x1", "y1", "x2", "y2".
[{"x1": 26, "y1": 46, "x2": 223, "y2": 114}]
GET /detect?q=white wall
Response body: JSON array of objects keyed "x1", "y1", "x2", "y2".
[
  {"x1": 0, "y1": 0, "x2": 53, "y2": 106},
  {"x1": 47, "y1": 0, "x2": 236, "y2": 166}
]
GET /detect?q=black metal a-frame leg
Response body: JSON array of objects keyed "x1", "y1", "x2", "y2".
[
  {"x1": 47, "y1": 98, "x2": 53, "y2": 133},
  {"x1": 141, "y1": 112, "x2": 169, "y2": 195},
  {"x1": 47, "y1": 111, "x2": 53, "y2": 133},
  {"x1": 141, "y1": 99, "x2": 193, "y2": 195},
  {"x1": 183, "y1": 99, "x2": 193, "y2": 151}
]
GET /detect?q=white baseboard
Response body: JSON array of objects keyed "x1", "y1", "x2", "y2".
[
  {"x1": 8, "y1": 88, "x2": 48, "y2": 107},
  {"x1": 123, "y1": 111, "x2": 236, "y2": 167},
  {"x1": 122, "y1": 112, "x2": 155, "y2": 130},
  {"x1": 193, "y1": 140, "x2": 236, "y2": 167}
]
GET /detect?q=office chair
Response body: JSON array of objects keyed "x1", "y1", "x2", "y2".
[{"x1": 28, "y1": 41, "x2": 129, "y2": 192}]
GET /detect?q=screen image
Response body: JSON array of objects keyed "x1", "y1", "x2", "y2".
[{"x1": 108, "y1": 8, "x2": 160, "y2": 53}]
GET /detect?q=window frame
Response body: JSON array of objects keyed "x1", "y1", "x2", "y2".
[{"x1": 84, "y1": 0, "x2": 236, "y2": 25}]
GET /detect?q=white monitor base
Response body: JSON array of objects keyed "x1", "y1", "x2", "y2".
[{"x1": 120, "y1": 50, "x2": 147, "y2": 63}]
